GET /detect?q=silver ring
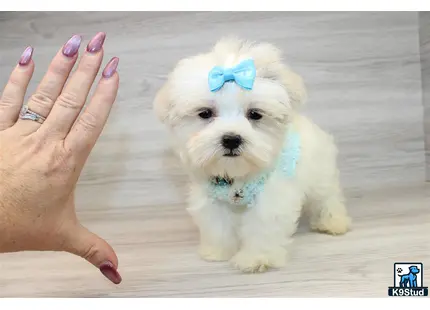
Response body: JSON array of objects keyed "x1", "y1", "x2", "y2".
[{"x1": 19, "y1": 105, "x2": 46, "y2": 124}]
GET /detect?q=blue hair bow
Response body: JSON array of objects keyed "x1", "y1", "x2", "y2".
[{"x1": 208, "y1": 59, "x2": 256, "y2": 92}]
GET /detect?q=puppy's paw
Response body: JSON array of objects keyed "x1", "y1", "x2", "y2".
[
  {"x1": 230, "y1": 249, "x2": 287, "y2": 273},
  {"x1": 311, "y1": 214, "x2": 351, "y2": 235},
  {"x1": 198, "y1": 244, "x2": 236, "y2": 262}
]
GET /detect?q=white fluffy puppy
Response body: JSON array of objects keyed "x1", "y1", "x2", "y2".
[{"x1": 153, "y1": 37, "x2": 351, "y2": 273}]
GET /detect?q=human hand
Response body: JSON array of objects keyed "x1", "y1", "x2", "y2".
[{"x1": 0, "y1": 33, "x2": 122, "y2": 284}]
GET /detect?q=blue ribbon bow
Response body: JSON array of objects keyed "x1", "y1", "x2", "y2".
[{"x1": 208, "y1": 59, "x2": 256, "y2": 92}]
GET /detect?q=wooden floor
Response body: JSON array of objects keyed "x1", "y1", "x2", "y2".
[
  {"x1": 0, "y1": 12, "x2": 429, "y2": 297},
  {"x1": 419, "y1": 12, "x2": 430, "y2": 179}
]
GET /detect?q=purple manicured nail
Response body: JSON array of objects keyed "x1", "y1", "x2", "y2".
[
  {"x1": 102, "y1": 57, "x2": 119, "y2": 78},
  {"x1": 87, "y1": 32, "x2": 106, "y2": 53},
  {"x1": 62, "y1": 35, "x2": 82, "y2": 57},
  {"x1": 19, "y1": 46, "x2": 33, "y2": 66},
  {"x1": 99, "y1": 261, "x2": 122, "y2": 284}
]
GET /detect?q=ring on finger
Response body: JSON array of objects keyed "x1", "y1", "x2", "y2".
[{"x1": 19, "y1": 105, "x2": 46, "y2": 124}]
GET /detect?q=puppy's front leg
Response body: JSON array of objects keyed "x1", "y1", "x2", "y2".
[
  {"x1": 231, "y1": 178, "x2": 303, "y2": 273},
  {"x1": 187, "y1": 184, "x2": 239, "y2": 262}
]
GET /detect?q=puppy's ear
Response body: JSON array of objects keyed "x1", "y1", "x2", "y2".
[
  {"x1": 279, "y1": 66, "x2": 307, "y2": 110},
  {"x1": 153, "y1": 82, "x2": 171, "y2": 124}
]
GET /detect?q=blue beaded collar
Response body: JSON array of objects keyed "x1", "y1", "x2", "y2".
[{"x1": 206, "y1": 129, "x2": 301, "y2": 207}]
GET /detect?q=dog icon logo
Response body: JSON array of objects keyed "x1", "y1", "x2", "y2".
[{"x1": 388, "y1": 262, "x2": 428, "y2": 296}]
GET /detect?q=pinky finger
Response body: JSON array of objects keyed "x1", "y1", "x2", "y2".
[{"x1": 65, "y1": 57, "x2": 119, "y2": 153}]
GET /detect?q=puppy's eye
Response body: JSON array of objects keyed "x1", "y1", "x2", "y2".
[
  {"x1": 198, "y1": 108, "x2": 214, "y2": 119},
  {"x1": 247, "y1": 109, "x2": 263, "y2": 120}
]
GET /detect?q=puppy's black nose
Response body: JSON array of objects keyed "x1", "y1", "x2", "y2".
[{"x1": 222, "y1": 134, "x2": 243, "y2": 150}]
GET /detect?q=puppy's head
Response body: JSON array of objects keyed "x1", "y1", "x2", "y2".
[{"x1": 153, "y1": 37, "x2": 306, "y2": 178}]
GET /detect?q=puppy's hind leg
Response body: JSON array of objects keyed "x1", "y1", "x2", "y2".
[{"x1": 307, "y1": 173, "x2": 351, "y2": 235}]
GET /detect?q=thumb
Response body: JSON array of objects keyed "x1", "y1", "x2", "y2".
[{"x1": 63, "y1": 223, "x2": 122, "y2": 284}]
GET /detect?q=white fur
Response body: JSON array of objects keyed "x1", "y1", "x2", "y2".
[{"x1": 153, "y1": 37, "x2": 351, "y2": 273}]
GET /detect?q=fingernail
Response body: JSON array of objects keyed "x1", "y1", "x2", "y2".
[
  {"x1": 102, "y1": 57, "x2": 119, "y2": 78},
  {"x1": 87, "y1": 32, "x2": 106, "y2": 53},
  {"x1": 19, "y1": 46, "x2": 33, "y2": 66},
  {"x1": 99, "y1": 261, "x2": 122, "y2": 284},
  {"x1": 62, "y1": 34, "x2": 82, "y2": 57}
]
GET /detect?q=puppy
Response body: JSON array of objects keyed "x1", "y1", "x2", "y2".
[{"x1": 153, "y1": 37, "x2": 351, "y2": 273}]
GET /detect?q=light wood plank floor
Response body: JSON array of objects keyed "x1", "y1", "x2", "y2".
[
  {"x1": 0, "y1": 12, "x2": 429, "y2": 297},
  {"x1": 419, "y1": 12, "x2": 430, "y2": 180}
]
